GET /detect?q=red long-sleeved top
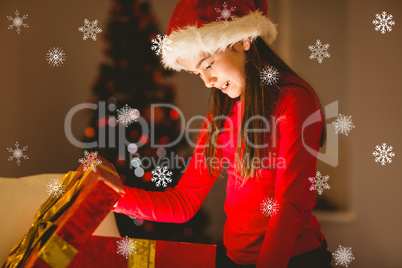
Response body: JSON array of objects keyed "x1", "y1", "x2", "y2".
[{"x1": 113, "y1": 77, "x2": 325, "y2": 267}]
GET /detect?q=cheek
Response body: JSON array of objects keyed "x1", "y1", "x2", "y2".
[
  {"x1": 230, "y1": 67, "x2": 244, "y2": 85},
  {"x1": 228, "y1": 58, "x2": 244, "y2": 80},
  {"x1": 219, "y1": 62, "x2": 242, "y2": 81}
]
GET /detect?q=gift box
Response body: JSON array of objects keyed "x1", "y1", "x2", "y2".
[
  {"x1": 68, "y1": 235, "x2": 217, "y2": 268},
  {"x1": 3, "y1": 153, "x2": 217, "y2": 268},
  {"x1": 3, "y1": 153, "x2": 125, "y2": 268}
]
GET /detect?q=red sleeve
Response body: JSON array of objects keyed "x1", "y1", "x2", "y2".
[
  {"x1": 112, "y1": 112, "x2": 224, "y2": 223},
  {"x1": 256, "y1": 87, "x2": 323, "y2": 267}
]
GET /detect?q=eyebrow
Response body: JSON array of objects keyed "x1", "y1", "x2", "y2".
[
  {"x1": 196, "y1": 56, "x2": 209, "y2": 70},
  {"x1": 186, "y1": 55, "x2": 210, "y2": 74}
]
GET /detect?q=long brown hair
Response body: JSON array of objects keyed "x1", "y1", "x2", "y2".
[{"x1": 203, "y1": 36, "x2": 326, "y2": 186}]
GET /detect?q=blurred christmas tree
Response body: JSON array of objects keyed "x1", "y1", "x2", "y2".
[{"x1": 82, "y1": 0, "x2": 212, "y2": 243}]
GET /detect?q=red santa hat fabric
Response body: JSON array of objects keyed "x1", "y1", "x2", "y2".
[{"x1": 161, "y1": 0, "x2": 278, "y2": 71}]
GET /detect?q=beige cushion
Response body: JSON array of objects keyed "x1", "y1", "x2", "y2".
[{"x1": 0, "y1": 173, "x2": 120, "y2": 264}]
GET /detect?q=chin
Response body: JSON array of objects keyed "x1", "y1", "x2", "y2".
[{"x1": 227, "y1": 91, "x2": 241, "y2": 99}]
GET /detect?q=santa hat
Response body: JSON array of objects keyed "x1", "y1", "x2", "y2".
[{"x1": 160, "y1": 0, "x2": 278, "y2": 71}]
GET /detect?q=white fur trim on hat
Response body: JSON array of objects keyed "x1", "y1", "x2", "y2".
[{"x1": 161, "y1": 11, "x2": 277, "y2": 72}]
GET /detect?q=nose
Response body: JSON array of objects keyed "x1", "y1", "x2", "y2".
[{"x1": 203, "y1": 74, "x2": 217, "y2": 88}]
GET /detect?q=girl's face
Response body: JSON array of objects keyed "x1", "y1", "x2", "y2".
[{"x1": 178, "y1": 39, "x2": 251, "y2": 99}]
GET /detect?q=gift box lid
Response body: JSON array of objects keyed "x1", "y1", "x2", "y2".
[{"x1": 3, "y1": 153, "x2": 125, "y2": 268}]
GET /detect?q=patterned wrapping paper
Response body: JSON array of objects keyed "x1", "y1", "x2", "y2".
[
  {"x1": 3, "y1": 153, "x2": 125, "y2": 268},
  {"x1": 69, "y1": 235, "x2": 217, "y2": 268}
]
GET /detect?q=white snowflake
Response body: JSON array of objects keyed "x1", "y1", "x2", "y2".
[
  {"x1": 7, "y1": 141, "x2": 28, "y2": 166},
  {"x1": 332, "y1": 114, "x2": 355, "y2": 136},
  {"x1": 117, "y1": 104, "x2": 140, "y2": 127},
  {"x1": 78, "y1": 150, "x2": 102, "y2": 172},
  {"x1": 116, "y1": 236, "x2": 137, "y2": 259},
  {"x1": 215, "y1": 2, "x2": 236, "y2": 25},
  {"x1": 7, "y1": 10, "x2": 29, "y2": 34},
  {"x1": 46, "y1": 47, "x2": 66, "y2": 67},
  {"x1": 78, "y1": 19, "x2": 102, "y2": 41},
  {"x1": 308, "y1": 171, "x2": 330, "y2": 195},
  {"x1": 46, "y1": 178, "x2": 66, "y2": 198},
  {"x1": 372, "y1": 143, "x2": 395, "y2": 166},
  {"x1": 308, "y1": 39, "x2": 330, "y2": 64},
  {"x1": 373, "y1": 11, "x2": 395, "y2": 34},
  {"x1": 333, "y1": 245, "x2": 355, "y2": 267},
  {"x1": 260, "y1": 197, "x2": 280, "y2": 217},
  {"x1": 260, "y1": 65, "x2": 280, "y2": 85},
  {"x1": 151, "y1": 34, "x2": 172, "y2": 56},
  {"x1": 151, "y1": 166, "x2": 173, "y2": 187}
]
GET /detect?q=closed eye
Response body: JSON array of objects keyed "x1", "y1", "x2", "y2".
[
  {"x1": 193, "y1": 61, "x2": 214, "y2": 77},
  {"x1": 205, "y1": 62, "x2": 214, "y2": 70}
]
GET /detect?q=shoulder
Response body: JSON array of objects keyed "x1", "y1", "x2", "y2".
[{"x1": 275, "y1": 77, "x2": 320, "y2": 117}]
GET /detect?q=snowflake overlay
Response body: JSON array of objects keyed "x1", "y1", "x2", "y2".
[
  {"x1": 7, "y1": 141, "x2": 28, "y2": 166},
  {"x1": 372, "y1": 143, "x2": 395, "y2": 166},
  {"x1": 78, "y1": 150, "x2": 102, "y2": 172},
  {"x1": 78, "y1": 19, "x2": 102, "y2": 41},
  {"x1": 260, "y1": 197, "x2": 280, "y2": 217},
  {"x1": 333, "y1": 245, "x2": 355, "y2": 267},
  {"x1": 260, "y1": 65, "x2": 280, "y2": 85},
  {"x1": 151, "y1": 166, "x2": 173, "y2": 187},
  {"x1": 308, "y1": 39, "x2": 330, "y2": 64},
  {"x1": 215, "y1": 2, "x2": 236, "y2": 25},
  {"x1": 151, "y1": 34, "x2": 172, "y2": 56},
  {"x1": 46, "y1": 178, "x2": 66, "y2": 198},
  {"x1": 332, "y1": 114, "x2": 355, "y2": 136},
  {"x1": 117, "y1": 104, "x2": 140, "y2": 127},
  {"x1": 308, "y1": 171, "x2": 330, "y2": 195},
  {"x1": 373, "y1": 11, "x2": 395, "y2": 34},
  {"x1": 7, "y1": 10, "x2": 29, "y2": 34},
  {"x1": 116, "y1": 236, "x2": 137, "y2": 259},
  {"x1": 46, "y1": 47, "x2": 66, "y2": 67}
]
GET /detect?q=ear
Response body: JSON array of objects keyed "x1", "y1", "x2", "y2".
[{"x1": 240, "y1": 37, "x2": 251, "y2": 51}]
